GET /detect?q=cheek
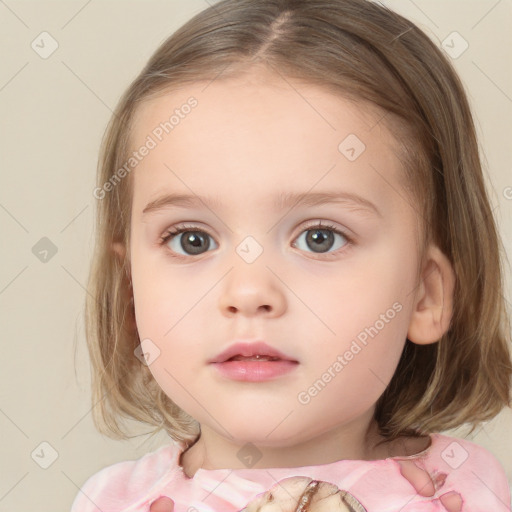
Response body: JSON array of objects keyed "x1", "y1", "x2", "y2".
[
  {"x1": 295, "y1": 244, "x2": 416, "y2": 339},
  {"x1": 134, "y1": 292, "x2": 203, "y2": 414},
  {"x1": 295, "y1": 313, "x2": 408, "y2": 431},
  {"x1": 131, "y1": 262, "x2": 210, "y2": 378},
  {"x1": 297, "y1": 246, "x2": 416, "y2": 395},
  {"x1": 131, "y1": 253, "x2": 204, "y2": 338}
]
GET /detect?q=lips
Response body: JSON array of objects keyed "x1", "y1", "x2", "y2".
[
  {"x1": 209, "y1": 341, "x2": 298, "y2": 364},
  {"x1": 209, "y1": 341, "x2": 299, "y2": 382}
]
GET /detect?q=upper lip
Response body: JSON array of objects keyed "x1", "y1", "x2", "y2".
[{"x1": 209, "y1": 341, "x2": 298, "y2": 363}]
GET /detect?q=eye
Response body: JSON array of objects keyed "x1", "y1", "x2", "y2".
[
  {"x1": 159, "y1": 224, "x2": 218, "y2": 257},
  {"x1": 292, "y1": 221, "x2": 351, "y2": 258},
  {"x1": 159, "y1": 221, "x2": 352, "y2": 259}
]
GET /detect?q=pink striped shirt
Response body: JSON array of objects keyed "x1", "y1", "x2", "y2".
[{"x1": 70, "y1": 433, "x2": 511, "y2": 511}]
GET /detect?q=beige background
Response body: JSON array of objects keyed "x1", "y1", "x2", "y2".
[{"x1": 0, "y1": 1, "x2": 511, "y2": 510}]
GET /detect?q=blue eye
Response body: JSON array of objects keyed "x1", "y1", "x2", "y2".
[{"x1": 159, "y1": 221, "x2": 352, "y2": 259}]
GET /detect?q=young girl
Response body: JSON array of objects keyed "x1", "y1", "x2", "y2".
[{"x1": 72, "y1": 0, "x2": 512, "y2": 511}]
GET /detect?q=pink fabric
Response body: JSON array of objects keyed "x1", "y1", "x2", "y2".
[{"x1": 70, "y1": 433, "x2": 511, "y2": 512}]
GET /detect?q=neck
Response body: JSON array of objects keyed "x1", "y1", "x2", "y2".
[{"x1": 179, "y1": 412, "x2": 396, "y2": 478}]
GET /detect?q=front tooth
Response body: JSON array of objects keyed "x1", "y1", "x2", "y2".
[{"x1": 232, "y1": 356, "x2": 275, "y2": 361}]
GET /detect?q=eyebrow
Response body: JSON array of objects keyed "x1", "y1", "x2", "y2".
[{"x1": 142, "y1": 190, "x2": 382, "y2": 217}]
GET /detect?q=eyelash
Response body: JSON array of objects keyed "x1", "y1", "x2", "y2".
[{"x1": 158, "y1": 221, "x2": 353, "y2": 260}]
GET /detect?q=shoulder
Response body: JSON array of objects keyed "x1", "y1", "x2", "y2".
[
  {"x1": 429, "y1": 432, "x2": 508, "y2": 475},
  {"x1": 426, "y1": 433, "x2": 511, "y2": 509},
  {"x1": 70, "y1": 442, "x2": 184, "y2": 512}
]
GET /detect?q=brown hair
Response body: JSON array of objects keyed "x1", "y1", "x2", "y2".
[{"x1": 84, "y1": 0, "x2": 512, "y2": 446}]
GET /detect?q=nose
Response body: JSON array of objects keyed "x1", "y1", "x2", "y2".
[{"x1": 218, "y1": 261, "x2": 287, "y2": 318}]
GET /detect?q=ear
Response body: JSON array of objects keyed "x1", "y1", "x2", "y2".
[
  {"x1": 111, "y1": 241, "x2": 132, "y2": 284},
  {"x1": 111, "y1": 242, "x2": 126, "y2": 260},
  {"x1": 111, "y1": 242, "x2": 136, "y2": 330},
  {"x1": 407, "y1": 244, "x2": 456, "y2": 345}
]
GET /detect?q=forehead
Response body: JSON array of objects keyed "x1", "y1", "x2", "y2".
[
  {"x1": 131, "y1": 71, "x2": 393, "y2": 147},
  {"x1": 128, "y1": 71, "x2": 409, "y2": 216}
]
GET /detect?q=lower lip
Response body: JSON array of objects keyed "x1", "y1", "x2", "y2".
[{"x1": 211, "y1": 360, "x2": 299, "y2": 382}]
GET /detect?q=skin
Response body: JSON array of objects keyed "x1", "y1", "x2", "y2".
[{"x1": 113, "y1": 67, "x2": 457, "y2": 510}]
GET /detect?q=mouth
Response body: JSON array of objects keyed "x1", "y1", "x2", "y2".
[
  {"x1": 209, "y1": 341, "x2": 299, "y2": 382},
  {"x1": 226, "y1": 355, "x2": 282, "y2": 362},
  {"x1": 209, "y1": 341, "x2": 298, "y2": 364}
]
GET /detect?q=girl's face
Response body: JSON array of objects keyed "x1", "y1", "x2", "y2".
[{"x1": 128, "y1": 69, "x2": 423, "y2": 462}]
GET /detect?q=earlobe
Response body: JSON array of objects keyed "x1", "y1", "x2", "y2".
[
  {"x1": 407, "y1": 245, "x2": 456, "y2": 345},
  {"x1": 111, "y1": 242, "x2": 126, "y2": 259}
]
